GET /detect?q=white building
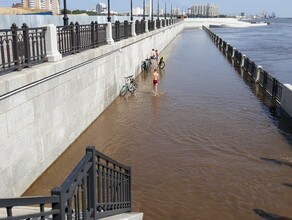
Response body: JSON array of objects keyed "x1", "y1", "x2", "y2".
[
  {"x1": 188, "y1": 3, "x2": 219, "y2": 17},
  {"x1": 133, "y1": 7, "x2": 143, "y2": 16},
  {"x1": 96, "y1": 3, "x2": 107, "y2": 14},
  {"x1": 21, "y1": 0, "x2": 60, "y2": 14}
]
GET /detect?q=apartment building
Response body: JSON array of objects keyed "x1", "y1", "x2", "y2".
[
  {"x1": 21, "y1": 0, "x2": 60, "y2": 14},
  {"x1": 188, "y1": 3, "x2": 219, "y2": 17}
]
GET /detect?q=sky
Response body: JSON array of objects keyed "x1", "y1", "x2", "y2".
[{"x1": 1, "y1": 0, "x2": 292, "y2": 17}]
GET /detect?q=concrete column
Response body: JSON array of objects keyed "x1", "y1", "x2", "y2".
[
  {"x1": 154, "y1": 20, "x2": 157, "y2": 30},
  {"x1": 131, "y1": 21, "x2": 136, "y2": 37},
  {"x1": 255, "y1": 65, "x2": 262, "y2": 82},
  {"x1": 225, "y1": 43, "x2": 229, "y2": 52},
  {"x1": 145, "y1": 20, "x2": 149, "y2": 32},
  {"x1": 241, "y1": 54, "x2": 246, "y2": 68},
  {"x1": 44, "y1": 24, "x2": 62, "y2": 62},
  {"x1": 281, "y1": 84, "x2": 292, "y2": 119},
  {"x1": 232, "y1": 47, "x2": 236, "y2": 59},
  {"x1": 106, "y1": 22, "x2": 114, "y2": 45}
]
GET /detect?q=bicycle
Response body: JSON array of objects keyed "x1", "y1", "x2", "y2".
[
  {"x1": 120, "y1": 75, "x2": 138, "y2": 97},
  {"x1": 158, "y1": 56, "x2": 165, "y2": 69},
  {"x1": 141, "y1": 58, "x2": 152, "y2": 71}
]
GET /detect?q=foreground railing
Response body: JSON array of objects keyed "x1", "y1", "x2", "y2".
[
  {"x1": 0, "y1": 23, "x2": 47, "y2": 75},
  {"x1": 0, "y1": 147, "x2": 131, "y2": 220},
  {"x1": 203, "y1": 26, "x2": 283, "y2": 104}
]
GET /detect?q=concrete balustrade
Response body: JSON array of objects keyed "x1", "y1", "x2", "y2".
[{"x1": 44, "y1": 24, "x2": 62, "y2": 62}]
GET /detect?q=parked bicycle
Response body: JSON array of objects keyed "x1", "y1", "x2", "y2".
[
  {"x1": 120, "y1": 75, "x2": 138, "y2": 96},
  {"x1": 141, "y1": 58, "x2": 152, "y2": 71},
  {"x1": 158, "y1": 56, "x2": 165, "y2": 69}
]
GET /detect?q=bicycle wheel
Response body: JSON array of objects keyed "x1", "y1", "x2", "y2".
[
  {"x1": 158, "y1": 61, "x2": 165, "y2": 69},
  {"x1": 120, "y1": 85, "x2": 128, "y2": 97},
  {"x1": 128, "y1": 84, "x2": 136, "y2": 94}
]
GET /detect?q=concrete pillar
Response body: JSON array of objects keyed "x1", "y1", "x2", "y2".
[
  {"x1": 153, "y1": 20, "x2": 157, "y2": 30},
  {"x1": 106, "y1": 22, "x2": 114, "y2": 45},
  {"x1": 241, "y1": 54, "x2": 246, "y2": 68},
  {"x1": 232, "y1": 47, "x2": 236, "y2": 59},
  {"x1": 145, "y1": 20, "x2": 149, "y2": 32},
  {"x1": 44, "y1": 24, "x2": 62, "y2": 62},
  {"x1": 281, "y1": 84, "x2": 292, "y2": 119},
  {"x1": 255, "y1": 65, "x2": 262, "y2": 82},
  {"x1": 225, "y1": 43, "x2": 229, "y2": 52},
  {"x1": 131, "y1": 21, "x2": 136, "y2": 37}
]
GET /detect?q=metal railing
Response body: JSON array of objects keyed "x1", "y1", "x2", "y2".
[
  {"x1": 135, "y1": 20, "x2": 145, "y2": 35},
  {"x1": 112, "y1": 21, "x2": 131, "y2": 42},
  {"x1": 0, "y1": 23, "x2": 47, "y2": 75},
  {"x1": 57, "y1": 22, "x2": 107, "y2": 56},
  {"x1": 203, "y1": 25, "x2": 283, "y2": 105},
  {"x1": 0, "y1": 147, "x2": 131, "y2": 220}
]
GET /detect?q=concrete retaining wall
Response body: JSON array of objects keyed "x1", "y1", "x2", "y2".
[{"x1": 0, "y1": 22, "x2": 184, "y2": 198}]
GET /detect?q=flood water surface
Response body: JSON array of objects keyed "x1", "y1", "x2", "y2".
[{"x1": 25, "y1": 29, "x2": 292, "y2": 219}]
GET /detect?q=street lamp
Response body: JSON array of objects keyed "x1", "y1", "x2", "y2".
[
  {"x1": 143, "y1": 0, "x2": 145, "y2": 20},
  {"x1": 151, "y1": 0, "x2": 153, "y2": 21},
  {"x1": 170, "y1": 4, "x2": 172, "y2": 19},
  {"x1": 157, "y1": 0, "x2": 159, "y2": 20},
  {"x1": 130, "y1": 0, "x2": 133, "y2": 21},
  {"x1": 164, "y1": 1, "x2": 166, "y2": 19},
  {"x1": 63, "y1": 0, "x2": 69, "y2": 26},
  {"x1": 107, "y1": 0, "x2": 111, "y2": 22}
]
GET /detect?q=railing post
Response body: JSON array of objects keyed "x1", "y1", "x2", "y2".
[
  {"x1": 106, "y1": 22, "x2": 114, "y2": 45},
  {"x1": 241, "y1": 54, "x2": 246, "y2": 68},
  {"x1": 44, "y1": 24, "x2": 62, "y2": 62},
  {"x1": 255, "y1": 65, "x2": 262, "y2": 82},
  {"x1": 51, "y1": 187, "x2": 65, "y2": 220},
  {"x1": 232, "y1": 47, "x2": 236, "y2": 59},
  {"x1": 69, "y1": 22, "x2": 75, "y2": 54},
  {"x1": 95, "y1": 22, "x2": 99, "y2": 46},
  {"x1": 153, "y1": 20, "x2": 157, "y2": 30},
  {"x1": 91, "y1": 21, "x2": 96, "y2": 48},
  {"x1": 75, "y1": 22, "x2": 81, "y2": 52},
  {"x1": 22, "y1": 23, "x2": 31, "y2": 68},
  {"x1": 11, "y1": 23, "x2": 21, "y2": 70},
  {"x1": 145, "y1": 20, "x2": 149, "y2": 32},
  {"x1": 131, "y1": 21, "x2": 136, "y2": 37},
  {"x1": 86, "y1": 146, "x2": 97, "y2": 219}
]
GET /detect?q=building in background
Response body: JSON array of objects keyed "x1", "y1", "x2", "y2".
[
  {"x1": 21, "y1": 0, "x2": 60, "y2": 14},
  {"x1": 96, "y1": 3, "x2": 107, "y2": 14},
  {"x1": 188, "y1": 3, "x2": 219, "y2": 17},
  {"x1": 133, "y1": 7, "x2": 143, "y2": 16}
]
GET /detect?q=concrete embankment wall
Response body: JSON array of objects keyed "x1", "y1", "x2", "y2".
[{"x1": 0, "y1": 22, "x2": 184, "y2": 197}]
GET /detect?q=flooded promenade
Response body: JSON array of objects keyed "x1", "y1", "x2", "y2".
[{"x1": 24, "y1": 29, "x2": 292, "y2": 219}]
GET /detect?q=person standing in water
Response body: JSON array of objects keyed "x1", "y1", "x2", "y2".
[{"x1": 152, "y1": 68, "x2": 159, "y2": 95}]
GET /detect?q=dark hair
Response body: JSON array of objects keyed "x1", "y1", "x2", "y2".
[{"x1": 154, "y1": 68, "x2": 157, "y2": 71}]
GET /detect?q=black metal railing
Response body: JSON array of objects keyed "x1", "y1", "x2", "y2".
[
  {"x1": 0, "y1": 23, "x2": 47, "y2": 75},
  {"x1": 57, "y1": 22, "x2": 107, "y2": 56},
  {"x1": 112, "y1": 21, "x2": 132, "y2": 42},
  {"x1": 0, "y1": 147, "x2": 131, "y2": 220},
  {"x1": 203, "y1": 25, "x2": 283, "y2": 105},
  {"x1": 156, "y1": 19, "x2": 161, "y2": 29},
  {"x1": 148, "y1": 20, "x2": 155, "y2": 31},
  {"x1": 135, "y1": 20, "x2": 145, "y2": 35}
]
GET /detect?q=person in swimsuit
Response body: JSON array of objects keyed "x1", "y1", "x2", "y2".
[
  {"x1": 152, "y1": 68, "x2": 159, "y2": 95},
  {"x1": 150, "y1": 49, "x2": 156, "y2": 66},
  {"x1": 155, "y1": 50, "x2": 159, "y2": 66}
]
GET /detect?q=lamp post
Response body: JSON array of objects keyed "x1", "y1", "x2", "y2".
[
  {"x1": 107, "y1": 0, "x2": 111, "y2": 22},
  {"x1": 63, "y1": 0, "x2": 69, "y2": 26},
  {"x1": 157, "y1": 0, "x2": 159, "y2": 20},
  {"x1": 130, "y1": 0, "x2": 133, "y2": 21},
  {"x1": 143, "y1": 0, "x2": 145, "y2": 20},
  {"x1": 151, "y1": 0, "x2": 153, "y2": 21},
  {"x1": 170, "y1": 4, "x2": 172, "y2": 19},
  {"x1": 164, "y1": 1, "x2": 166, "y2": 19}
]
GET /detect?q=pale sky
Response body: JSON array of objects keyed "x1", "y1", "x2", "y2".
[{"x1": 1, "y1": 0, "x2": 292, "y2": 17}]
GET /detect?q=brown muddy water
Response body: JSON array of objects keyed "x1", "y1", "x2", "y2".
[{"x1": 24, "y1": 29, "x2": 292, "y2": 219}]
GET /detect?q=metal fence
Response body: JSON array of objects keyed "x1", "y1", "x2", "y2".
[
  {"x1": 0, "y1": 147, "x2": 131, "y2": 220},
  {"x1": 203, "y1": 25, "x2": 283, "y2": 105},
  {"x1": 57, "y1": 22, "x2": 107, "y2": 56},
  {"x1": 135, "y1": 20, "x2": 145, "y2": 35},
  {"x1": 112, "y1": 21, "x2": 131, "y2": 41},
  {"x1": 0, "y1": 23, "x2": 47, "y2": 75}
]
